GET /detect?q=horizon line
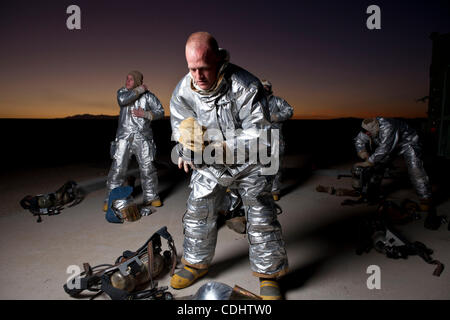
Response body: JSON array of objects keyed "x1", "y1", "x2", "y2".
[{"x1": 0, "y1": 114, "x2": 428, "y2": 120}]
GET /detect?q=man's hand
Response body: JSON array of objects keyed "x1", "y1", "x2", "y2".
[
  {"x1": 132, "y1": 107, "x2": 146, "y2": 118},
  {"x1": 133, "y1": 84, "x2": 148, "y2": 95},
  {"x1": 132, "y1": 107, "x2": 154, "y2": 120},
  {"x1": 178, "y1": 157, "x2": 195, "y2": 173},
  {"x1": 355, "y1": 161, "x2": 374, "y2": 168},
  {"x1": 270, "y1": 114, "x2": 279, "y2": 123},
  {"x1": 357, "y1": 150, "x2": 370, "y2": 160}
]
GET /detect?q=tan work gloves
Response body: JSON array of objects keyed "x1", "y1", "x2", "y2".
[
  {"x1": 270, "y1": 114, "x2": 279, "y2": 123},
  {"x1": 178, "y1": 117, "x2": 207, "y2": 153},
  {"x1": 132, "y1": 107, "x2": 154, "y2": 120},
  {"x1": 356, "y1": 150, "x2": 373, "y2": 167},
  {"x1": 356, "y1": 161, "x2": 374, "y2": 167},
  {"x1": 133, "y1": 85, "x2": 147, "y2": 96},
  {"x1": 357, "y1": 150, "x2": 370, "y2": 160}
]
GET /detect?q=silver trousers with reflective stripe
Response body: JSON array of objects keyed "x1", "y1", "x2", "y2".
[
  {"x1": 106, "y1": 134, "x2": 159, "y2": 202},
  {"x1": 183, "y1": 166, "x2": 288, "y2": 277}
]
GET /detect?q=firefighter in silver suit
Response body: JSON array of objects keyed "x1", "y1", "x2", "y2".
[
  {"x1": 354, "y1": 117, "x2": 440, "y2": 229},
  {"x1": 261, "y1": 80, "x2": 294, "y2": 200},
  {"x1": 104, "y1": 71, "x2": 164, "y2": 212},
  {"x1": 169, "y1": 32, "x2": 288, "y2": 299}
]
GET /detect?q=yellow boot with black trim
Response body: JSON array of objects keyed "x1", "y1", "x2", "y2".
[
  {"x1": 143, "y1": 199, "x2": 163, "y2": 208},
  {"x1": 259, "y1": 278, "x2": 282, "y2": 300},
  {"x1": 170, "y1": 265, "x2": 208, "y2": 289},
  {"x1": 419, "y1": 198, "x2": 432, "y2": 212},
  {"x1": 102, "y1": 201, "x2": 108, "y2": 212},
  {"x1": 151, "y1": 199, "x2": 162, "y2": 207}
]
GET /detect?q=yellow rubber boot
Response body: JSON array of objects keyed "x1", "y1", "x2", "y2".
[
  {"x1": 143, "y1": 199, "x2": 163, "y2": 208},
  {"x1": 103, "y1": 201, "x2": 108, "y2": 212},
  {"x1": 170, "y1": 266, "x2": 208, "y2": 289},
  {"x1": 272, "y1": 194, "x2": 280, "y2": 201},
  {"x1": 419, "y1": 198, "x2": 432, "y2": 212},
  {"x1": 151, "y1": 199, "x2": 162, "y2": 207},
  {"x1": 259, "y1": 279, "x2": 282, "y2": 300}
]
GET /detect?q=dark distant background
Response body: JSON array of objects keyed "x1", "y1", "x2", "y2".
[
  {"x1": 0, "y1": 0, "x2": 450, "y2": 119},
  {"x1": 0, "y1": 117, "x2": 430, "y2": 172}
]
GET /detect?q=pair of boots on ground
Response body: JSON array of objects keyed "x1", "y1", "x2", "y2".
[{"x1": 170, "y1": 264, "x2": 283, "y2": 300}]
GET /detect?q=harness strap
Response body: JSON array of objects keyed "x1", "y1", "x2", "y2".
[
  {"x1": 148, "y1": 240, "x2": 155, "y2": 288},
  {"x1": 100, "y1": 275, "x2": 130, "y2": 300}
]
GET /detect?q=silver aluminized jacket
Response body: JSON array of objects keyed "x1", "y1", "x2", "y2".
[
  {"x1": 170, "y1": 59, "x2": 288, "y2": 278},
  {"x1": 106, "y1": 87, "x2": 164, "y2": 202},
  {"x1": 354, "y1": 117, "x2": 431, "y2": 199},
  {"x1": 267, "y1": 95, "x2": 293, "y2": 193}
]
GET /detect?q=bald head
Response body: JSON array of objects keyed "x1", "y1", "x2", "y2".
[
  {"x1": 186, "y1": 32, "x2": 219, "y2": 56},
  {"x1": 185, "y1": 32, "x2": 221, "y2": 90}
]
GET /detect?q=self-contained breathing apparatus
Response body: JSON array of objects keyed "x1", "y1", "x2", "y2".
[
  {"x1": 20, "y1": 181, "x2": 84, "y2": 222},
  {"x1": 316, "y1": 162, "x2": 445, "y2": 277},
  {"x1": 63, "y1": 226, "x2": 177, "y2": 300},
  {"x1": 342, "y1": 163, "x2": 384, "y2": 205},
  {"x1": 316, "y1": 163, "x2": 385, "y2": 205},
  {"x1": 357, "y1": 205, "x2": 444, "y2": 277}
]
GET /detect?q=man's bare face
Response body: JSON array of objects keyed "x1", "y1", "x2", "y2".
[
  {"x1": 186, "y1": 45, "x2": 218, "y2": 90},
  {"x1": 126, "y1": 74, "x2": 135, "y2": 90}
]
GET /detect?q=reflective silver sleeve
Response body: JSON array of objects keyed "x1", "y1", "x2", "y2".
[
  {"x1": 224, "y1": 85, "x2": 272, "y2": 159},
  {"x1": 369, "y1": 122, "x2": 398, "y2": 164},
  {"x1": 146, "y1": 92, "x2": 165, "y2": 120},
  {"x1": 354, "y1": 131, "x2": 370, "y2": 153},
  {"x1": 170, "y1": 81, "x2": 197, "y2": 143},
  {"x1": 273, "y1": 97, "x2": 293, "y2": 122},
  {"x1": 117, "y1": 87, "x2": 140, "y2": 107}
]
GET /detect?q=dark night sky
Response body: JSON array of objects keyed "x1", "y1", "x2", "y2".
[{"x1": 0, "y1": 0, "x2": 449, "y2": 119}]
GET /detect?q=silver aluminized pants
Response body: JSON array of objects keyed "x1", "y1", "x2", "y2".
[
  {"x1": 402, "y1": 145, "x2": 432, "y2": 199},
  {"x1": 106, "y1": 133, "x2": 159, "y2": 202},
  {"x1": 182, "y1": 167, "x2": 288, "y2": 278}
]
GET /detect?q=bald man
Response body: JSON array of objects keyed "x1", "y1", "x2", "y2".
[
  {"x1": 104, "y1": 71, "x2": 165, "y2": 214},
  {"x1": 169, "y1": 32, "x2": 288, "y2": 299}
]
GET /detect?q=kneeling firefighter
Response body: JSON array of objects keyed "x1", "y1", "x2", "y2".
[
  {"x1": 104, "y1": 71, "x2": 165, "y2": 213},
  {"x1": 354, "y1": 117, "x2": 440, "y2": 230}
]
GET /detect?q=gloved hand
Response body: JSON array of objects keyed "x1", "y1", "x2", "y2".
[
  {"x1": 355, "y1": 161, "x2": 374, "y2": 168},
  {"x1": 178, "y1": 117, "x2": 206, "y2": 153},
  {"x1": 357, "y1": 150, "x2": 370, "y2": 160},
  {"x1": 133, "y1": 85, "x2": 147, "y2": 95},
  {"x1": 270, "y1": 114, "x2": 279, "y2": 123},
  {"x1": 132, "y1": 107, "x2": 154, "y2": 120}
]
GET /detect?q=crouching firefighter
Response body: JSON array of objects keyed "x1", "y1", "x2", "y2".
[
  {"x1": 354, "y1": 117, "x2": 440, "y2": 230},
  {"x1": 63, "y1": 227, "x2": 177, "y2": 300},
  {"x1": 104, "y1": 71, "x2": 165, "y2": 213}
]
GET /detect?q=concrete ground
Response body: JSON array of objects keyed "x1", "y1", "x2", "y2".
[{"x1": 0, "y1": 156, "x2": 449, "y2": 300}]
